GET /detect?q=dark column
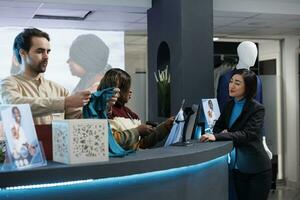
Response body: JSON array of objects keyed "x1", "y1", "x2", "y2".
[{"x1": 148, "y1": 0, "x2": 213, "y2": 121}]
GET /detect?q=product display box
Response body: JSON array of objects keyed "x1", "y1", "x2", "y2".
[{"x1": 52, "y1": 119, "x2": 108, "y2": 164}]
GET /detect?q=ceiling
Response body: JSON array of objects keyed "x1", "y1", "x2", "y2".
[
  {"x1": 214, "y1": 0, "x2": 300, "y2": 38},
  {"x1": 0, "y1": 0, "x2": 149, "y2": 31},
  {"x1": 1, "y1": 0, "x2": 300, "y2": 38}
]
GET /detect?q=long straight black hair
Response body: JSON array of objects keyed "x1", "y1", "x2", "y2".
[{"x1": 231, "y1": 69, "x2": 257, "y2": 99}]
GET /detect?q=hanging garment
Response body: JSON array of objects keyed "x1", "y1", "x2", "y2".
[{"x1": 214, "y1": 63, "x2": 233, "y2": 97}]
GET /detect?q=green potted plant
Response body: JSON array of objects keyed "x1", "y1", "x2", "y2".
[{"x1": 154, "y1": 65, "x2": 171, "y2": 117}]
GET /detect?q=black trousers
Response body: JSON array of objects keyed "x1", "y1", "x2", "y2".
[{"x1": 232, "y1": 169, "x2": 272, "y2": 200}]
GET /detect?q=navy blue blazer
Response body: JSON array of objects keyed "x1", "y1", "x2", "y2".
[{"x1": 213, "y1": 99, "x2": 271, "y2": 173}]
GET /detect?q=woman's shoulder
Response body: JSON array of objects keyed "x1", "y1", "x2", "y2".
[
  {"x1": 246, "y1": 99, "x2": 265, "y2": 113},
  {"x1": 249, "y1": 99, "x2": 264, "y2": 107},
  {"x1": 222, "y1": 99, "x2": 234, "y2": 110},
  {"x1": 111, "y1": 104, "x2": 140, "y2": 120},
  {"x1": 123, "y1": 106, "x2": 139, "y2": 119}
]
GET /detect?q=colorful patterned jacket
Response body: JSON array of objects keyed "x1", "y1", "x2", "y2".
[{"x1": 108, "y1": 103, "x2": 170, "y2": 150}]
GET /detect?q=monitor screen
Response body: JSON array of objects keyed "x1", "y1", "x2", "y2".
[{"x1": 185, "y1": 104, "x2": 203, "y2": 140}]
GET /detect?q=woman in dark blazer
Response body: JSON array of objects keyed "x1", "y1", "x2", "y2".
[{"x1": 200, "y1": 69, "x2": 272, "y2": 200}]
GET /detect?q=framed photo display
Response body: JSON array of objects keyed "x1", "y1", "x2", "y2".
[
  {"x1": 0, "y1": 104, "x2": 46, "y2": 170},
  {"x1": 201, "y1": 98, "x2": 221, "y2": 132}
]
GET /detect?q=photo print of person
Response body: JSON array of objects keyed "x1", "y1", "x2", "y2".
[
  {"x1": 0, "y1": 104, "x2": 45, "y2": 170},
  {"x1": 67, "y1": 34, "x2": 112, "y2": 93},
  {"x1": 202, "y1": 98, "x2": 221, "y2": 132}
]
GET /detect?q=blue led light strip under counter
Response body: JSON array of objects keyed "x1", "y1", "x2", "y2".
[{"x1": 0, "y1": 155, "x2": 227, "y2": 191}]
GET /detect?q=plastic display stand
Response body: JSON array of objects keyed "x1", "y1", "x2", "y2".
[{"x1": 1, "y1": 141, "x2": 47, "y2": 171}]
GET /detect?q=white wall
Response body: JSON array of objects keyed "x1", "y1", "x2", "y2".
[
  {"x1": 124, "y1": 34, "x2": 148, "y2": 122},
  {"x1": 281, "y1": 36, "x2": 300, "y2": 186},
  {"x1": 259, "y1": 40, "x2": 283, "y2": 179}
]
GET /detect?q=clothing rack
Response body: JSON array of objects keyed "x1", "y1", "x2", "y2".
[{"x1": 214, "y1": 54, "x2": 238, "y2": 68}]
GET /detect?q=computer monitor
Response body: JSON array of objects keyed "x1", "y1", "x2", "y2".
[
  {"x1": 165, "y1": 103, "x2": 205, "y2": 147},
  {"x1": 184, "y1": 104, "x2": 205, "y2": 140}
]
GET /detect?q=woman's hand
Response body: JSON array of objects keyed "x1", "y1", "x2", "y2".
[
  {"x1": 107, "y1": 88, "x2": 120, "y2": 114},
  {"x1": 137, "y1": 124, "x2": 154, "y2": 137},
  {"x1": 200, "y1": 133, "x2": 216, "y2": 142},
  {"x1": 164, "y1": 116, "x2": 175, "y2": 130},
  {"x1": 65, "y1": 90, "x2": 91, "y2": 107},
  {"x1": 107, "y1": 88, "x2": 120, "y2": 107}
]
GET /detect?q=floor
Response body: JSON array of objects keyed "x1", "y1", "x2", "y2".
[{"x1": 268, "y1": 186, "x2": 300, "y2": 200}]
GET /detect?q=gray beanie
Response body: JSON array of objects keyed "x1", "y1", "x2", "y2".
[{"x1": 69, "y1": 34, "x2": 110, "y2": 73}]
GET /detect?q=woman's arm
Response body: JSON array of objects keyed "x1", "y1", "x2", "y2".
[
  {"x1": 214, "y1": 105, "x2": 265, "y2": 145},
  {"x1": 111, "y1": 128, "x2": 140, "y2": 150},
  {"x1": 139, "y1": 119, "x2": 171, "y2": 149}
]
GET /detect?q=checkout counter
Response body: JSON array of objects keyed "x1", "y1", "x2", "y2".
[{"x1": 0, "y1": 141, "x2": 232, "y2": 200}]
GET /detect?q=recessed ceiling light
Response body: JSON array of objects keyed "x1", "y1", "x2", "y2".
[
  {"x1": 33, "y1": 9, "x2": 92, "y2": 20},
  {"x1": 248, "y1": 22, "x2": 266, "y2": 26}
]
